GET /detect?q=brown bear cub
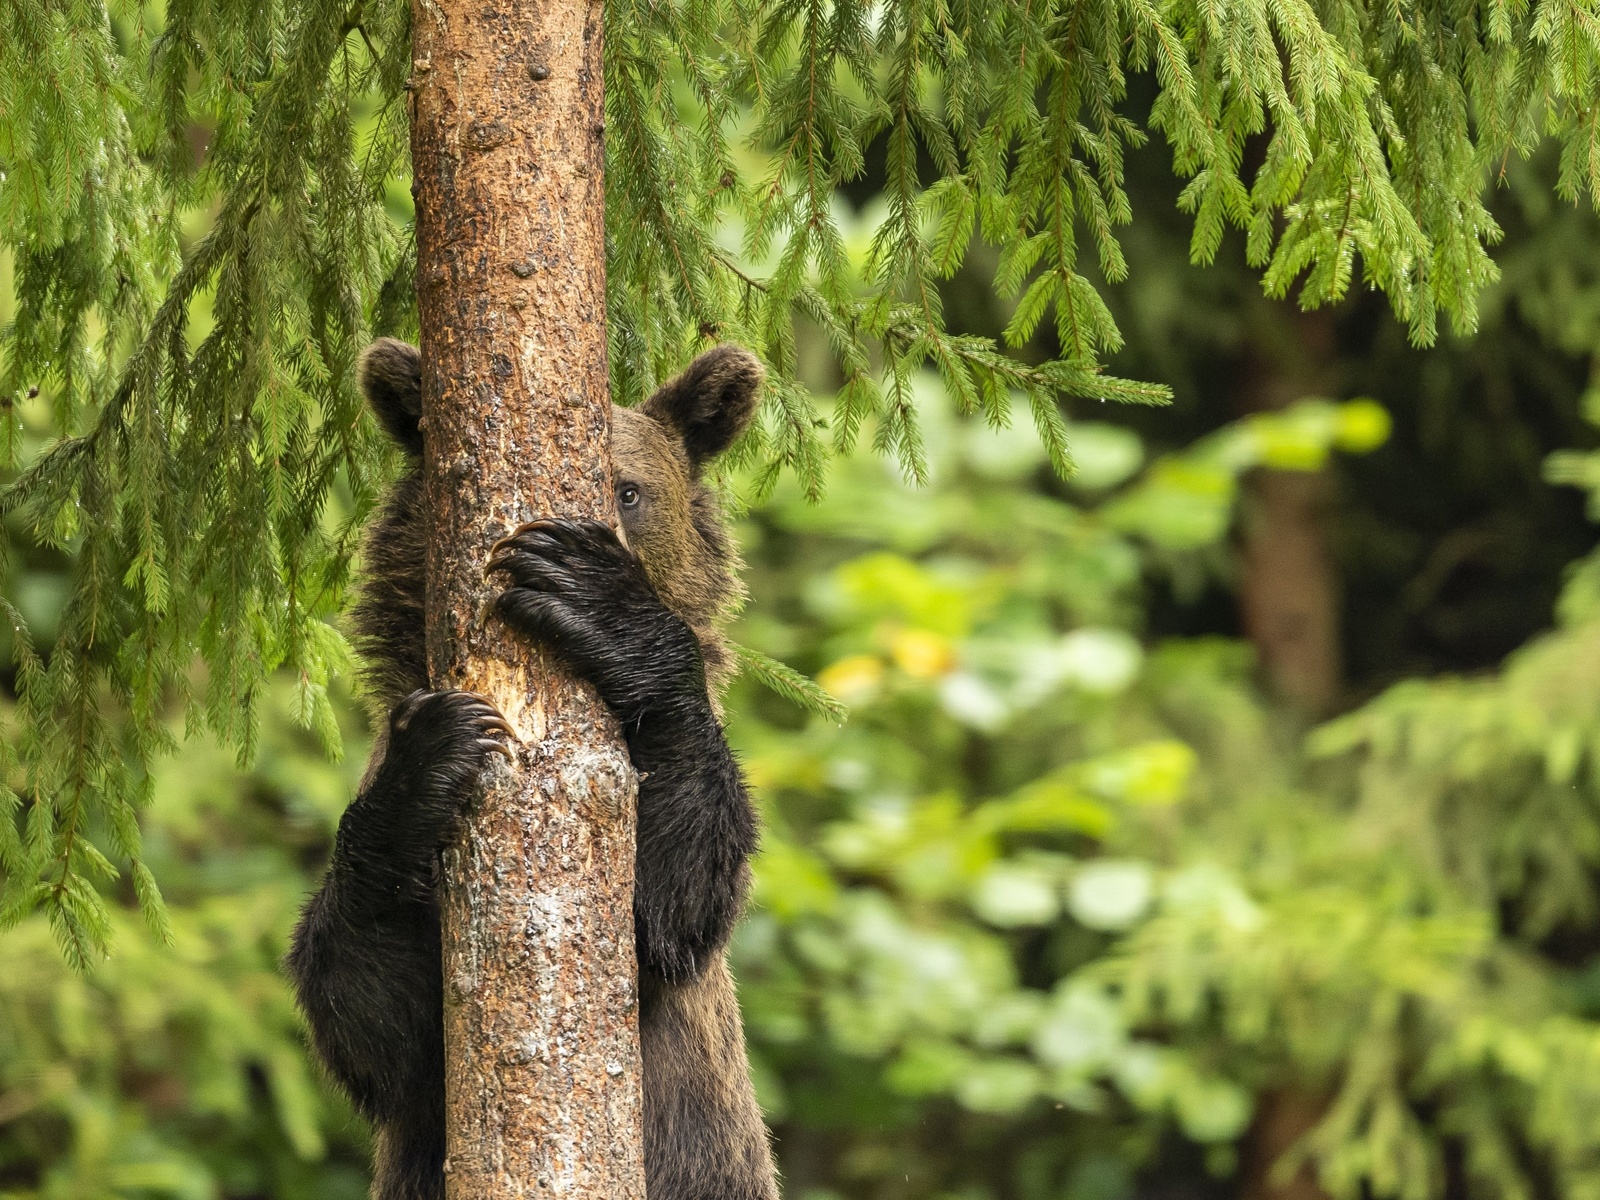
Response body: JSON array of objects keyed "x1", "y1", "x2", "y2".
[{"x1": 287, "y1": 339, "x2": 778, "y2": 1200}]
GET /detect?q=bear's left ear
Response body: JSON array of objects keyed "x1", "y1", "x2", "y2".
[{"x1": 641, "y1": 345, "x2": 763, "y2": 473}]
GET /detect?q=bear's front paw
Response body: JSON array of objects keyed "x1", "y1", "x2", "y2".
[
  {"x1": 374, "y1": 689, "x2": 515, "y2": 869},
  {"x1": 485, "y1": 518, "x2": 703, "y2": 719}
]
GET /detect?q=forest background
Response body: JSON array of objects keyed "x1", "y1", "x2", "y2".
[{"x1": 7, "y1": 3, "x2": 1600, "y2": 1200}]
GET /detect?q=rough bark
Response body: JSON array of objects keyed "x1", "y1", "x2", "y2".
[{"x1": 408, "y1": 2, "x2": 646, "y2": 1198}]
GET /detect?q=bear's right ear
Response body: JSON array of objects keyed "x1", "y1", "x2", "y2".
[
  {"x1": 359, "y1": 338, "x2": 424, "y2": 457},
  {"x1": 641, "y1": 345, "x2": 764, "y2": 474}
]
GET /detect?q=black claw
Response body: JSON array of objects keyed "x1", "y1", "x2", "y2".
[
  {"x1": 486, "y1": 518, "x2": 563, "y2": 577},
  {"x1": 485, "y1": 517, "x2": 626, "y2": 582},
  {"x1": 457, "y1": 693, "x2": 518, "y2": 744}
]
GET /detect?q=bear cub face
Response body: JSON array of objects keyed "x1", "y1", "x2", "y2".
[
  {"x1": 352, "y1": 339, "x2": 762, "y2": 700},
  {"x1": 609, "y1": 347, "x2": 762, "y2": 647}
]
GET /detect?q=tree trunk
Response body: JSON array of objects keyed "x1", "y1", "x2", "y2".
[
  {"x1": 1235, "y1": 307, "x2": 1339, "y2": 1200},
  {"x1": 408, "y1": 3, "x2": 646, "y2": 1199},
  {"x1": 1237, "y1": 308, "x2": 1343, "y2": 718},
  {"x1": 1239, "y1": 468, "x2": 1340, "y2": 714},
  {"x1": 1240, "y1": 1089, "x2": 1334, "y2": 1200}
]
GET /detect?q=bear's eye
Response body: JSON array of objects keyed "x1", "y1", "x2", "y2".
[{"x1": 618, "y1": 484, "x2": 642, "y2": 509}]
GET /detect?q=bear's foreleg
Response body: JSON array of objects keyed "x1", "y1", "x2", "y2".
[{"x1": 488, "y1": 518, "x2": 758, "y2": 984}]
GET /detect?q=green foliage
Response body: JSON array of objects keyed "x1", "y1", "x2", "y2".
[
  {"x1": 0, "y1": 0, "x2": 407, "y2": 958},
  {"x1": 726, "y1": 383, "x2": 1306, "y2": 1172},
  {"x1": 722, "y1": 377, "x2": 1600, "y2": 1200},
  {"x1": 0, "y1": 677, "x2": 372, "y2": 1197},
  {"x1": 734, "y1": 642, "x2": 850, "y2": 724}
]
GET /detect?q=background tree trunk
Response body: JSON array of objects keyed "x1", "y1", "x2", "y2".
[
  {"x1": 408, "y1": 2, "x2": 647, "y2": 1198},
  {"x1": 1240, "y1": 1089, "x2": 1335, "y2": 1200},
  {"x1": 1237, "y1": 308, "x2": 1343, "y2": 718},
  {"x1": 1236, "y1": 307, "x2": 1340, "y2": 1200}
]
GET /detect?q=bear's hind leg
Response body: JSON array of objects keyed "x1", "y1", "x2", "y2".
[{"x1": 641, "y1": 963, "x2": 779, "y2": 1200}]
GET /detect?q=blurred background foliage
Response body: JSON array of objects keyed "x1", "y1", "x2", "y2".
[{"x1": 9, "y1": 18, "x2": 1600, "y2": 1200}]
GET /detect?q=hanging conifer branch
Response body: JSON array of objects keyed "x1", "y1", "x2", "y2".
[{"x1": 12, "y1": 0, "x2": 1600, "y2": 953}]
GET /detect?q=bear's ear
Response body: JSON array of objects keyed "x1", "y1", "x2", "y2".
[
  {"x1": 359, "y1": 338, "x2": 424, "y2": 457},
  {"x1": 641, "y1": 345, "x2": 763, "y2": 472}
]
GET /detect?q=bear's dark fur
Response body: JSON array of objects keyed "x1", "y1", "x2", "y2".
[{"x1": 286, "y1": 339, "x2": 777, "y2": 1200}]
